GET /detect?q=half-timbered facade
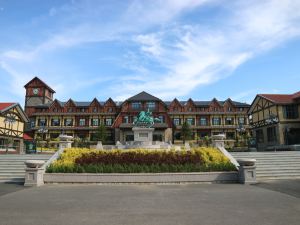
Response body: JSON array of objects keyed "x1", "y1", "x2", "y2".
[
  {"x1": 0, "y1": 103, "x2": 29, "y2": 153},
  {"x1": 248, "y1": 92, "x2": 300, "y2": 150},
  {"x1": 24, "y1": 77, "x2": 250, "y2": 144}
]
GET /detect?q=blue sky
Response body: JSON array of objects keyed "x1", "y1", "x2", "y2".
[{"x1": 1, "y1": 0, "x2": 300, "y2": 106}]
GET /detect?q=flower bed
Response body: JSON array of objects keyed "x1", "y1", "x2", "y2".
[{"x1": 46, "y1": 148, "x2": 236, "y2": 173}]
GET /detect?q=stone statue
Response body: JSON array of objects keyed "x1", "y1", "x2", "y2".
[{"x1": 133, "y1": 109, "x2": 161, "y2": 128}]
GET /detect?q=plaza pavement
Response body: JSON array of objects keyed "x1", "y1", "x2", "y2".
[{"x1": 0, "y1": 181, "x2": 299, "y2": 225}]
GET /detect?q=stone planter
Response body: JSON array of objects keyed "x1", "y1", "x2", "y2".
[{"x1": 237, "y1": 158, "x2": 257, "y2": 184}]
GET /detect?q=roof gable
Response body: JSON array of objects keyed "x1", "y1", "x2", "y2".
[
  {"x1": 0, "y1": 103, "x2": 29, "y2": 122},
  {"x1": 127, "y1": 91, "x2": 161, "y2": 102},
  {"x1": 24, "y1": 77, "x2": 55, "y2": 93},
  {"x1": 0, "y1": 103, "x2": 16, "y2": 112}
]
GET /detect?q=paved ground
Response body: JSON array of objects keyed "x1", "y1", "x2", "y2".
[{"x1": 0, "y1": 181, "x2": 299, "y2": 225}]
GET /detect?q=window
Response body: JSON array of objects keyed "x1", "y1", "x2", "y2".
[
  {"x1": 105, "y1": 118, "x2": 112, "y2": 126},
  {"x1": 173, "y1": 118, "x2": 180, "y2": 126},
  {"x1": 238, "y1": 117, "x2": 245, "y2": 125},
  {"x1": 51, "y1": 118, "x2": 60, "y2": 126},
  {"x1": 108, "y1": 107, "x2": 113, "y2": 113},
  {"x1": 256, "y1": 129, "x2": 264, "y2": 143},
  {"x1": 53, "y1": 108, "x2": 58, "y2": 112},
  {"x1": 212, "y1": 117, "x2": 221, "y2": 125},
  {"x1": 188, "y1": 107, "x2": 192, "y2": 112},
  {"x1": 123, "y1": 116, "x2": 129, "y2": 123},
  {"x1": 64, "y1": 119, "x2": 73, "y2": 126},
  {"x1": 200, "y1": 117, "x2": 207, "y2": 126},
  {"x1": 228, "y1": 107, "x2": 232, "y2": 112},
  {"x1": 186, "y1": 118, "x2": 195, "y2": 126},
  {"x1": 80, "y1": 108, "x2": 85, "y2": 113},
  {"x1": 173, "y1": 107, "x2": 179, "y2": 111},
  {"x1": 38, "y1": 119, "x2": 46, "y2": 126},
  {"x1": 146, "y1": 102, "x2": 155, "y2": 110},
  {"x1": 225, "y1": 117, "x2": 234, "y2": 125},
  {"x1": 30, "y1": 120, "x2": 35, "y2": 128},
  {"x1": 79, "y1": 119, "x2": 85, "y2": 126},
  {"x1": 214, "y1": 107, "x2": 218, "y2": 112},
  {"x1": 93, "y1": 107, "x2": 98, "y2": 113},
  {"x1": 239, "y1": 108, "x2": 244, "y2": 112},
  {"x1": 68, "y1": 108, "x2": 73, "y2": 113},
  {"x1": 227, "y1": 132, "x2": 235, "y2": 139},
  {"x1": 158, "y1": 115, "x2": 164, "y2": 123},
  {"x1": 267, "y1": 127, "x2": 277, "y2": 142},
  {"x1": 91, "y1": 118, "x2": 99, "y2": 126},
  {"x1": 132, "y1": 102, "x2": 141, "y2": 110},
  {"x1": 283, "y1": 105, "x2": 299, "y2": 119}
]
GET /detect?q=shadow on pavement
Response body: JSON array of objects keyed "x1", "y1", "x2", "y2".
[{"x1": 254, "y1": 179, "x2": 300, "y2": 198}]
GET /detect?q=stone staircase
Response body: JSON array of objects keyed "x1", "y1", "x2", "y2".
[
  {"x1": 230, "y1": 151, "x2": 300, "y2": 180},
  {"x1": 0, "y1": 154, "x2": 52, "y2": 183}
]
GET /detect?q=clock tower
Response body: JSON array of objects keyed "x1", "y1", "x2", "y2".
[{"x1": 24, "y1": 77, "x2": 55, "y2": 117}]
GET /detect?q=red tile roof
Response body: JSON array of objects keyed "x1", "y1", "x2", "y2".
[
  {"x1": 259, "y1": 91, "x2": 300, "y2": 104},
  {"x1": 292, "y1": 91, "x2": 300, "y2": 99},
  {"x1": 0, "y1": 103, "x2": 16, "y2": 111},
  {"x1": 23, "y1": 134, "x2": 33, "y2": 140}
]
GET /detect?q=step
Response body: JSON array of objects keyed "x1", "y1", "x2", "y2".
[
  {"x1": 0, "y1": 178, "x2": 25, "y2": 183},
  {"x1": 256, "y1": 175, "x2": 300, "y2": 180}
]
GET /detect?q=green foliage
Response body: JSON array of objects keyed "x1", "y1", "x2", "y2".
[
  {"x1": 46, "y1": 162, "x2": 236, "y2": 173},
  {"x1": 46, "y1": 147, "x2": 237, "y2": 173},
  {"x1": 94, "y1": 123, "x2": 107, "y2": 143},
  {"x1": 181, "y1": 121, "x2": 192, "y2": 143}
]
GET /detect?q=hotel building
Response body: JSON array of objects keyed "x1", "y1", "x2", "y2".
[{"x1": 24, "y1": 77, "x2": 250, "y2": 144}]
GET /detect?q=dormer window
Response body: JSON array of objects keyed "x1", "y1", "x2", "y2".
[
  {"x1": 132, "y1": 102, "x2": 141, "y2": 110},
  {"x1": 146, "y1": 102, "x2": 155, "y2": 110}
]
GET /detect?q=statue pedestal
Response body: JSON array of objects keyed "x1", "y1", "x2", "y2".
[{"x1": 132, "y1": 127, "x2": 154, "y2": 143}]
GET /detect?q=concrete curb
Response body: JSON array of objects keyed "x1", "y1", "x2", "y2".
[{"x1": 44, "y1": 171, "x2": 238, "y2": 183}]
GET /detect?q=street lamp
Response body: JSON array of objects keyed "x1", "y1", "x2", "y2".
[
  {"x1": 37, "y1": 126, "x2": 48, "y2": 152},
  {"x1": 4, "y1": 114, "x2": 16, "y2": 154}
]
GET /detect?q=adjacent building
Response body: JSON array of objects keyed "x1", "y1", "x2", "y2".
[
  {"x1": 24, "y1": 77, "x2": 250, "y2": 144},
  {"x1": 248, "y1": 92, "x2": 300, "y2": 150},
  {"x1": 0, "y1": 103, "x2": 29, "y2": 153}
]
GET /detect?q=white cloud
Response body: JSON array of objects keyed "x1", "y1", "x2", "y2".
[{"x1": 1, "y1": 0, "x2": 300, "y2": 103}]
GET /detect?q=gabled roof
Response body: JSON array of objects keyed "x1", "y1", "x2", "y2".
[
  {"x1": 127, "y1": 91, "x2": 161, "y2": 102},
  {"x1": 24, "y1": 76, "x2": 56, "y2": 93},
  {"x1": 0, "y1": 103, "x2": 29, "y2": 122},
  {"x1": 259, "y1": 92, "x2": 299, "y2": 104},
  {"x1": 0, "y1": 103, "x2": 16, "y2": 112}
]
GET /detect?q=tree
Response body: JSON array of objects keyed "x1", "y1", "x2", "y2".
[
  {"x1": 181, "y1": 121, "x2": 192, "y2": 144},
  {"x1": 94, "y1": 123, "x2": 107, "y2": 144}
]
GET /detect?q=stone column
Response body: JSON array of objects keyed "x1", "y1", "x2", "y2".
[
  {"x1": 237, "y1": 159, "x2": 257, "y2": 184},
  {"x1": 19, "y1": 139, "x2": 24, "y2": 154}
]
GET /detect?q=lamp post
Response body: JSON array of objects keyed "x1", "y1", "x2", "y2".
[
  {"x1": 4, "y1": 114, "x2": 16, "y2": 154},
  {"x1": 37, "y1": 126, "x2": 48, "y2": 152},
  {"x1": 236, "y1": 123, "x2": 246, "y2": 147}
]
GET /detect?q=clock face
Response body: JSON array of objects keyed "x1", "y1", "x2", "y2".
[{"x1": 33, "y1": 88, "x2": 39, "y2": 95}]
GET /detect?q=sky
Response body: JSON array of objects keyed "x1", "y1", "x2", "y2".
[{"x1": 1, "y1": 0, "x2": 300, "y2": 106}]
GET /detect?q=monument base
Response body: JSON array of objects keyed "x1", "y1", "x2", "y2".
[{"x1": 132, "y1": 127, "x2": 154, "y2": 142}]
